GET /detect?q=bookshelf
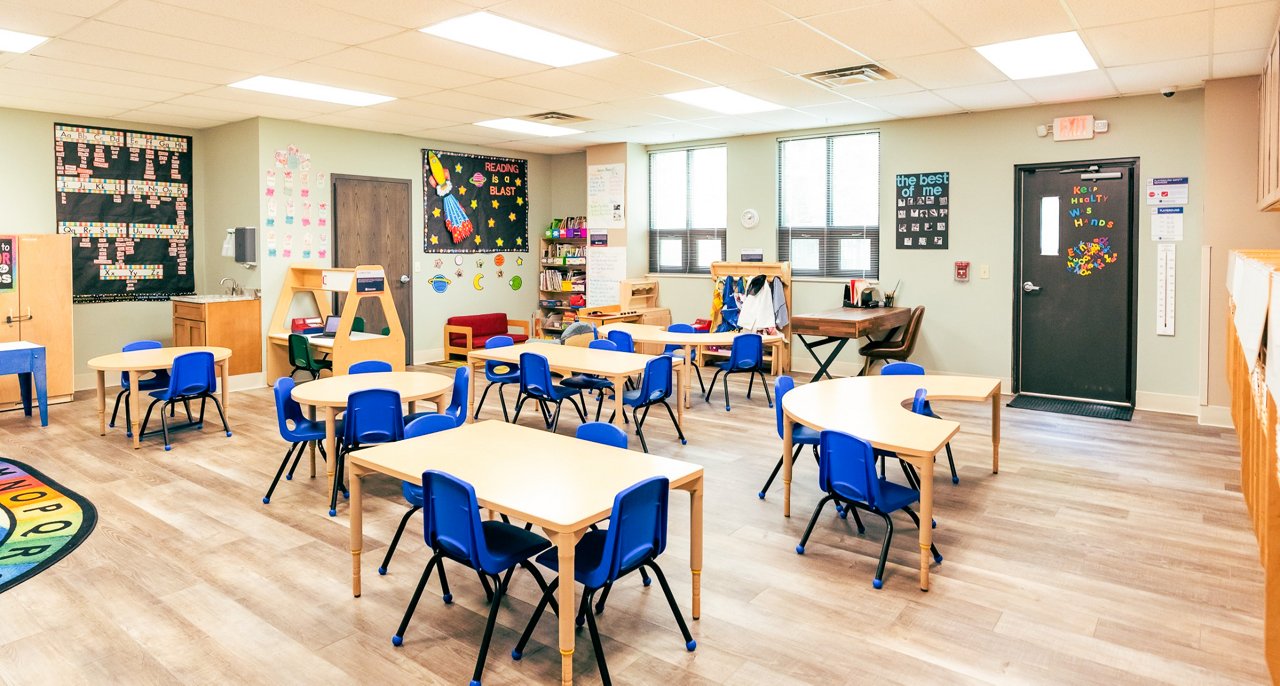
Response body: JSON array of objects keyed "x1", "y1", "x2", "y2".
[{"x1": 535, "y1": 232, "x2": 588, "y2": 338}]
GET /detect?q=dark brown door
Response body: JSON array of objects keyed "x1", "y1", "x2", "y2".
[
  {"x1": 332, "y1": 175, "x2": 413, "y2": 363},
  {"x1": 1013, "y1": 158, "x2": 1138, "y2": 406}
]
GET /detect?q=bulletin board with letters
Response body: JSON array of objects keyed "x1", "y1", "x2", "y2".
[
  {"x1": 895, "y1": 171, "x2": 950, "y2": 250},
  {"x1": 54, "y1": 123, "x2": 194, "y2": 302},
  {"x1": 423, "y1": 149, "x2": 528, "y2": 254}
]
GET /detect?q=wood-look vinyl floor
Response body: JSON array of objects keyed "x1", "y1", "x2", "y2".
[{"x1": 0, "y1": 368, "x2": 1268, "y2": 685}]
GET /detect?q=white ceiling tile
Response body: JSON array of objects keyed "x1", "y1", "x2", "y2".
[
  {"x1": 0, "y1": 83, "x2": 154, "y2": 111},
  {"x1": 413, "y1": 89, "x2": 533, "y2": 117},
  {"x1": 857, "y1": 91, "x2": 963, "y2": 118},
  {"x1": 133, "y1": 100, "x2": 262, "y2": 123},
  {"x1": 516, "y1": 69, "x2": 647, "y2": 101},
  {"x1": 693, "y1": 115, "x2": 781, "y2": 135},
  {"x1": 27, "y1": 39, "x2": 254, "y2": 84},
  {"x1": 374, "y1": 98, "x2": 492, "y2": 125},
  {"x1": 57, "y1": 21, "x2": 292, "y2": 73},
  {"x1": 490, "y1": 0, "x2": 696, "y2": 52},
  {"x1": 154, "y1": 0, "x2": 405, "y2": 44},
  {"x1": 882, "y1": 49, "x2": 1007, "y2": 89},
  {"x1": 828, "y1": 77, "x2": 925, "y2": 99},
  {"x1": 762, "y1": 0, "x2": 890, "y2": 19},
  {"x1": 1212, "y1": 49, "x2": 1267, "y2": 77},
  {"x1": 172, "y1": 89, "x2": 351, "y2": 116},
  {"x1": 264, "y1": 62, "x2": 436, "y2": 100},
  {"x1": 0, "y1": 94, "x2": 127, "y2": 118},
  {"x1": 711, "y1": 20, "x2": 869, "y2": 75},
  {"x1": 1107, "y1": 57, "x2": 1211, "y2": 94},
  {"x1": 96, "y1": 1, "x2": 345, "y2": 60},
  {"x1": 0, "y1": 3, "x2": 88, "y2": 35},
  {"x1": 0, "y1": 68, "x2": 184, "y2": 103},
  {"x1": 116, "y1": 108, "x2": 234, "y2": 129},
  {"x1": 634, "y1": 40, "x2": 784, "y2": 85},
  {"x1": 1085, "y1": 12, "x2": 1213, "y2": 66},
  {"x1": 499, "y1": 139, "x2": 582, "y2": 154},
  {"x1": 415, "y1": 124, "x2": 521, "y2": 145},
  {"x1": 731, "y1": 76, "x2": 849, "y2": 107},
  {"x1": 1212, "y1": 2, "x2": 1280, "y2": 52},
  {"x1": 1215, "y1": 0, "x2": 1273, "y2": 5},
  {"x1": 613, "y1": 121, "x2": 724, "y2": 144},
  {"x1": 565, "y1": 55, "x2": 713, "y2": 93},
  {"x1": 298, "y1": 113, "x2": 418, "y2": 135},
  {"x1": 800, "y1": 100, "x2": 896, "y2": 125},
  {"x1": 1016, "y1": 69, "x2": 1120, "y2": 103},
  {"x1": 305, "y1": 0, "x2": 475, "y2": 28},
  {"x1": 609, "y1": 96, "x2": 721, "y2": 121},
  {"x1": 300, "y1": 107, "x2": 457, "y2": 132},
  {"x1": 741, "y1": 108, "x2": 828, "y2": 131},
  {"x1": 805, "y1": 3, "x2": 966, "y2": 60},
  {"x1": 1, "y1": 0, "x2": 119, "y2": 17},
  {"x1": 456, "y1": 80, "x2": 598, "y2": 111},
  {"x1": 915, "y1": 0, "x2": 1074, "y2": 46},
  {"x1": 361, "y1": 31, "x2": 549, "y2": 79},
  {"x1": 306, "y1": 48, "x2": 490, "y2": 90},
  {"x1": 932, "y1": 81, "x2": 1035, "y2": 110},
  {"x1": 555, "y1": 101, "x2": 674, "y2": 127},
  {"x1": 3, "y1": 54, "x2": 215, "y2": 93},
  {"x1": 1066, "y1": 0, "x2": 1211, "y2": 27},
  {"x1": 611, "y1": 0, "x2": 790, "y2": 38}
]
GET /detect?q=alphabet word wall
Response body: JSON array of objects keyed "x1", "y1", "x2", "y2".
[
  {"x1": 54, "y1": 124, "x2": 195, "y2": 302},
  {"x1": 895, "y1": 171, "x2": 950, "y2": 250}
]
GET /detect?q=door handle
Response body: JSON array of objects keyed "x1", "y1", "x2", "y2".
[
  {"x1": 399, "y1": 274, "x2": 410, "y2": 285},
  {"x1": 1022, "y1": 281, "x2": 1041, "y2": 293},
  {"x1": 5, "y1": 307, "x2": 32, "y2": 324}
]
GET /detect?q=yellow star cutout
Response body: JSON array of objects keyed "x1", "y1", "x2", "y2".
[
  {"x1": 470, "y1": 199, "x2": 477, "y2": 209},
  {"x1": 516, "y1": 237, "x2": 523, "y2": 246},
  {"x1": 454, "y1": 163, "x2": 462, "y2": 173},
  {"x1": 491, "y1": 200, "x2": 499, "y2": 209},
  {"x1": 508, "y1": 212, "x2": 516, "y2": 222},
  {"x1": 515, "y1": 178, "x2": 522, "y2": 187},
  {"x1": 432, "y1": 207, "x2": 441, "y2": 218},
  {"x1": 430, "y1": 234, "x2": 439, "y2": 245},
  {"x1": 458, "y1": 186, "x2": 467, "y2": 196},
  {"x1": 496, "y1": 237, "x2": 504, "y2": 247},
  {"x1": 473, "y1": 234, "x2": 482, "y2": 245},
  {"x1": 487, "y1": 218, "x2": 495, "y2": 228},
  {"x1": 516, "y1": 197, "x2": 524, "y2": 206}
]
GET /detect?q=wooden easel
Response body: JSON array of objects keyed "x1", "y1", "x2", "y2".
[
  {"x1": 265, "y1": 265, "x2": 406, "y2": 382},
  {"x1": 708, "y1": 261, "x2": 792, "y2": 373}
]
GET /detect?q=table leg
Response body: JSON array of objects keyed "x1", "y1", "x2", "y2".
[
  {"x1": 917, "y1": 456, "x2": 935, "y2": 591},
  {"x1": 435, "y1": 391, "x2": 447, "y2": 413},
  {"x1": 689, "y1": 476, "x2": 703, "y2": 620},
  {"x1": 782, "y1": 417, "x2": 794, "y2": 518},
  {"x1": 555, "y1": 531, "x2": 577, "y2": 686},
  {"x1": 219, "y1": 361, "x2": 230, "y2": 422},
  {"x1": 128, "y1": 370, "x2": 142, "y2": 449},
  {"x1": 467, "y1": 357, "x2": 479, "y2": 423},
  {"x1": 991, "y1": 391, "x2": 1001, "y2": 474},
  {"x1": 683, "y1": 345, "x2": 694, "y2": 409},
  {"x1": 33, "y1": 353, "x2": 47, "y2": 427},
  {"x1": 349, "y1": 462, "x2": 365, "y2": 597},
  {"x1": 308, "y1": 406, "x2": 317, "y2": 478},
  {"x1": 610, "y1": 375, "x2": 625, "y2": 426},
  {"x1": 407, "y1": 400, "x2": 416, "y2": 416},
  {"x1": 324, "y1": 407, "x2": 338, "y2": 500},
  {"x1": 675, "y1": 359, "x2": 685, "y2": 427},
  {"x1": 96, "y1": 370, "x2": 106, "y2": 436}
]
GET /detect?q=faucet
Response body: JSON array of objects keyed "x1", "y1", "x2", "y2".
[{"x1": 219, "y1": 277, "x2": 242, "y2": 296}]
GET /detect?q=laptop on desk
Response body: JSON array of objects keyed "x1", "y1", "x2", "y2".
[{"x1": 312, "y1": 315, "x2": 341, "y2": 339}]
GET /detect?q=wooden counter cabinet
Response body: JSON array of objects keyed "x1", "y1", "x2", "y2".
[{"x1": 172, "y1": 298, "x2": 262, "y2": 376}]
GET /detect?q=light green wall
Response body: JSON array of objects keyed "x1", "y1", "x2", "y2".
[
  {"x1": 202, "y1": 118, "x2": 261, "y2": 294},
  {"x1": 0, "y1": 107, "x2": 205, "y2": 382},
  {"x1": 644, "y1": 91, "x2": 1207, "y2": 398},
  {"x1": 550, "y1": 153, "x2": 586, "y2": 219}
]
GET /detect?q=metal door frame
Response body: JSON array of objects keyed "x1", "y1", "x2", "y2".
[
  {"x1": 331, "y1": 173, "x2": 415, "y2": 363},
  {"x1": 1011, "y1": 156, "x2": 1140, "y2": 406}
]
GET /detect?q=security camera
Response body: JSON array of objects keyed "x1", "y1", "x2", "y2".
[{"x1": 1161, "y1": 88, "x2": 1175, "y2": 98}]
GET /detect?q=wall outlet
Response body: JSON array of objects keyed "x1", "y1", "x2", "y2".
[{"x1": 979, "y1": 264, "x2": 990, "y2": 279}]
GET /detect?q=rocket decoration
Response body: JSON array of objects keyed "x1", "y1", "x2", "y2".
[{"x1": 427, "y1": 151, "x2": 474, "y2": 244}]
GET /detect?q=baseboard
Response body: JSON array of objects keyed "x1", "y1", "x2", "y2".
[
  {"x1": 1197, "y1": 404, "x2": 1234, "y2": 428},
  {"x1": 1134, "y1": 391, "x2": 1198, "y2": 416}
]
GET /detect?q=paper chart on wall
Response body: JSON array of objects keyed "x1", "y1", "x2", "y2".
[
  {"x1": 587, "y1": 163, "x2": 625, "y2": 230},
  {"x1": 1233, "y1": 258, "x2": 1270, "y2": 373},
  {"x1": 586, "y1": 246, "x2": 625, "y2": 307}
]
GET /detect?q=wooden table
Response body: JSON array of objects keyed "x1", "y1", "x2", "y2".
[
  {"x1": 346, "y1": 420, "x2": 704, "y2": 686},
  {"x1": 789, "y1": 307, "x2": 911, "y2": 382},
  {"x1": 88, "y1": 346, "x2": 231, "y2": 449},
  {"x1": 781, "y1": 374, "x2": 1000, "y2": 590},
  {"x1": 599, "y1": 323, "x2": 784, "y2": 408},
  {"x1": 291, "y1": 371, "x2": 452, "y2": 509},
  {"x1": 267, "y1": 330, "x2": 388, "y2": 352},
  {"x1": 468, "y1": 342, "x2": 685, "y2": 428},
  {"x1": 0, "y1": 341, "x2": 47, "y2": 426}
]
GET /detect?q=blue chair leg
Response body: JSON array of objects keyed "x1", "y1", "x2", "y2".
[
  {"x1": 393, "y1": 554, "x2": 442, "y2": 646},
  {"x1": 263, "y1": 442, "x2": 299, "y2": 504},
  {"x1": 474, "y1": 381, "x2": 495, "y2": 420},
  {"x1": 581, "y1": 587, "x2": 611, "y2": 684},
  {"x1": 109, "y1": 388, "x2": 127, "y2": 428},
  {"x1": 902, "y1": 506, "x2": 943, "y2": 563},
  {"x1": 759, "y1": 370, "x2": 773, "y2": 408},
  {"x1": 873, "y1": 510, "x2": 894, "y2": 589},
  {"x1": 945, "y1": 443, "x2": 959, "y2": 484},
  {"x1": 512, "y1": 577, "x2": 559, "y2": 660},
  {"x1": 660, "y1": 400, "x2": 687, "y2": 445},
  {"x1": 206, "y1": 394, "x2": 232, "y2": 437},
  {"x1": 379, "y1": 505, "x2": 421, "y2": 575},
  {"x1": 470, "y1": 572, "x2": 509, "y2": 686},
  {"x1": 796, "y1": 494, "x2": 835, "y2": 554},
  {"x1": 646, "y1": 562, "x2": 696, "y2": 651}
]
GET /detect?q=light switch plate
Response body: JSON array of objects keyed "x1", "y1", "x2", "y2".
[{"x1": 979, "y1": 264, "x2": 990, "y2": 279}]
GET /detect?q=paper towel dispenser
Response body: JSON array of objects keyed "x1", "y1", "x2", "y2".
[{"x1": 234, "y1": 227, "x2": 256, "y2": 265}]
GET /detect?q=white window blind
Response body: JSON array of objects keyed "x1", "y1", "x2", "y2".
[
  {"x1": 649, "y1": 146, "x2": 726, "y2": 274},
  {"x1": 778, "y1": 131, "x2": 880, "y2": 278}
]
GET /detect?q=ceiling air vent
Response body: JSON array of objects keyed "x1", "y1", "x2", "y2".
[
  {"x1": 526, "y1": 111, "x2": 588, "y2": 123},
  {"x1": 803, "y1": 64, "x2": 897, "y2": 88}
]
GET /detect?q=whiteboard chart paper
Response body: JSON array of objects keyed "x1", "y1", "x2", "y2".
[
  {"x1": 586, "y1": 246, "x2": 626, "y2": 307},
  {"x1": 587, "y1": 164, "x2": 625, "y2": 230}
]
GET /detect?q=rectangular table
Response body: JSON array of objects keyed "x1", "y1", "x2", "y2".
[
  {"x1": 468, "y1": 342, "x2": 685, "y2": 428},
  {"x1": 267, "y1": 330, "x2": 387, "y2": 351},
  {"x1": 347, "y1": 420, "x2": 704, "y2": 686},
  {"x1": 790, "y1": 307, "x2": 911, "y2": 382},
  {"x1": 0, "y1": 341, "x2": 47, "y2": 426}
]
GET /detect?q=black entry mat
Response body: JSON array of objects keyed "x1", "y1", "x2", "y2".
[{"x1": 1007, "y1": 394, "x2": 1133, "y2": 421}]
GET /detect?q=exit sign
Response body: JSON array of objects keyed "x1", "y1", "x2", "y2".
[{"x1": 1053, "y1": 115, "x2": 1095, "y2": 141}]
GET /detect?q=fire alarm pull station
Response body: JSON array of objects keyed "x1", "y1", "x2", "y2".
[{"x1": 954, "y1": 261, "x2": 970, "y2": 282}]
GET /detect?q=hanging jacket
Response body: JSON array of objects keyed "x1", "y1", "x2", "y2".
[
  {"x1": 771, "y1": 276, "x2": 789, "y2": 328},
  {"x1": 717, "y1": 277, "x2": 740, "y2": 332},
  {"x1": 710, "y1": 276, "x2": 725, "y2": 332},
  {"x1": 737, "y1": 275, "x2": 776, "y2": 331}
]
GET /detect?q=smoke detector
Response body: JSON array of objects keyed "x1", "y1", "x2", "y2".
[
  {"x1": 526, "y1": 111, "x2": 588, "y2": 123},
  {"x1": 803, "y1": 64, "x2": 897, "y2": 88}
]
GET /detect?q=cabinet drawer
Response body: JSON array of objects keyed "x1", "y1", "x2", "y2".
[{"x1": 173, "y1": 302, "x2": 205, "y2": 321}]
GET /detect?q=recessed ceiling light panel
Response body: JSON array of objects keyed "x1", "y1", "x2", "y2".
[
  {"x1": 420, "y1": 12, "x2": 615, "y2": 68},
  {"x1": 475, "y1": 118, "x2": 583, "y2": 137},
  {"x1": 975, "y1": 31, "x2": 1097, "y2": 80},
  {"x1": 664, "y1": 87, "x2": 784, "y2": 115},
  {"x1": 0, "y1": 28, "x2": 48, "y2": 54},
  {"x1": 228, "y1": 76, "x2": 395, "y2": 106}
]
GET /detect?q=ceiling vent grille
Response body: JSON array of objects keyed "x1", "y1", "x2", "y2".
[
  {"x1": 527, "y1": 111, "x2": 587, "y2": 123},
  {"x1": 803, "y1": 64, "x2": 897, "y2": 88}
]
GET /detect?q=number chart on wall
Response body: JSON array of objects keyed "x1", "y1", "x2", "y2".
[
  {"x1": 54, "y1": 123, "x2": 195, "y2": 303},
  {"x1": 895, "y1": 172, "x2": 950, "y2": 250},
  {"x1": 422, "y1": 149, "x2": 528, "y2": 254}
]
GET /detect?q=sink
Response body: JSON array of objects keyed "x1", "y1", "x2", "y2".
[{"x1": 171, "y1": 294, "x2": 257, "y2": 303}]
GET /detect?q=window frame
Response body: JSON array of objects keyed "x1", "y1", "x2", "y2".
[
  {"x1": 648, "y1": 145, "x2": 727, "y2": 274},
  {"x1": 777, "y1": 131, "x2": 880, "y2": 279}
]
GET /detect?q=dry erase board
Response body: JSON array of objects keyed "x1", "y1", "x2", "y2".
[
  {"x1": 895, "y1": 171, "x2": 950, "y2": 250},
  {"x1": 54, "y1": 123, "x2": 195, "y2": 303}
]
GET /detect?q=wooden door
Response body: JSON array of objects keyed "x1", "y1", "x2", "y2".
[
  {"x1": 1013, "y1": 159, "x2": 1138, "y2": 406},
  {"x1": 332, "y1": 175, "x2": 413, "y2": 362}
]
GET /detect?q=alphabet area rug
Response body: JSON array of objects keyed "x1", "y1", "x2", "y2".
[{"x1": 0, "y1": 459, "x2": 97, "y2": 594}]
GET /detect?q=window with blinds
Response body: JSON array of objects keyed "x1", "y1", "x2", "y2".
[
  {"x1": 649, "y1": 146, "x2": 726, "y2": 274},
  {"x1": 778, "y1": 131, "x2": 880, "y2": 278}
]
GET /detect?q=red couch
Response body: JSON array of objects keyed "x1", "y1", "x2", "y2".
[{"x1": 443, "y1": 313, "x2": 529, "y2": 359}]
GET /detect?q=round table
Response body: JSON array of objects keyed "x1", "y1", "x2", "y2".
[
  {"x1": 780, "y1": 374, "x2": 1001, "y2": 590},
  {"x1": 290, "y1": 371, "x2": 454, "y2": 511},
  {"x1": 88, "y1": 346, "x2": 233, "y2": 449}
]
